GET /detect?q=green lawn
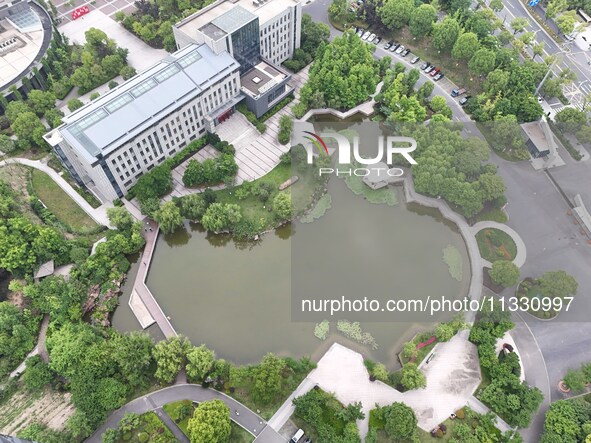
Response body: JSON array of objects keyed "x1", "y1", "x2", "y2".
[
  {"x1": 229, "y1": 423, "x2": 255, "y2": 443},
  {"x1": 30, "y1": 169, "x2": 100, "y2": 233},
  {"x1": 475, "y1": 228, "x2": 517, "y2": 262},
  {"x1": 471, "y1": 207, "x2": 508, "y2": 224}
]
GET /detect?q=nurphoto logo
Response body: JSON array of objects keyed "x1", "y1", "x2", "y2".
[{"x1": 295, "y1": 126, "x2": 418, "y2": 177}]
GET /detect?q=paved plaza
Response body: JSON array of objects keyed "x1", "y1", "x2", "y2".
[
  {"x1": 58, "y1": 10, "x2": 168, "y2": 73},
  {"x1": 270, "y1": 338, "x2": 481, "y2": 439},
  {"x1": 52, "y1": 0, "x2": 136, "y2": 24}
]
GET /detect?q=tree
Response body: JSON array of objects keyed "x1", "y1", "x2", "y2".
[
  {"x1": 555, "y1": 10, "x2": 577, "y2": 35},
  {"x1": 23, "y1": 355, "x2": 54, "y2": 391},
  {"x1": 432, "y1": 17, "x2": 461, "y2": 52},
  {"x1": 484, "y1": 69, "x2": 510, "y2": 97},
  {"x1": 435, "y1": 323, "x2": 454, "y2": 341},
  {"x1": 106, "y1": 206, "x2": 135, "y2": 232},
  {"x1": 452, "y1": 32, "x2": 481, "y2": 61},
  {"x1": 555, "y1": 108, "x2": 588, "y2": 133},
  {"x1": 152, "y1": 335, "x2": 192, "y2": 384},
  {"x1": 371, "y1": 363, "x2": 389, "y2": 382},
  {"x1": 111, "y1": 332, "x2": 154, "y2": 388},
  {"x1": 273, "y1": 192, "x2": 292, "y2": 221},
  {"x1": 469, "y1": 48, "x2": 496, "y2": 75},
  {"x1": 545, "y1": 0, "x2": 568, "y2": 21},
  {"x1": 409, "y1": 4, "x2": 437, "y2": 38},
  {"x1": 510, "y1": 17, "x2": 529, "y2": 34},
  {"x1": 478, "y1": 173, "x2": 506, "y2": 201},
  {"x1": 101, "y1": 428, "x2": 119, "y2": 443},
  {"x1": 186, "y1": 345, "x2": 215, "y2": 381},
  {"x1": 153, "y1": 201, "x2": 183, "y2": 234},
  {"x1": 383, "y1": 402, "x2": 417, "y2": 440},
  {"x1": 0, "y1": 134, "x2": 16, "y2": 154},
  {"x1": 429, "y1": 96, "x2": 452, "y2": 119},
  {"x1": 489, "y1": 260, "x2": 520, "y2": 287},
  {"x1": 68, "y1": 98, "x2": 84, "y2": 112},
  {"x1": 187, "y1": 400, "x2": 231, "y2": 443},
  {"x1": 44, "y1": 109, "x2": 64, "y2": 129},
  {"x1": 532, "y1": 41, "x2": 545, "y2": 60},
  {"x1": 400, "y1": 363, "x2": 426, "y2": 390},
  {"x1": 27, "y1": 90, "x2": 56, "y2": 116},
  {"x1": 466, "y1": 9, "x2": 497, "y2": 40},
  {"x1": 120, "y1": 65, "x2": 137, "y2": 80},
  {"x1": 201, "y1": 203, "x2": 242, "y2": 232},
  {"x1": 5, "y1": 101, "x2": 31, "y2": 123},
  {"x1": 537, "y1": 270, "x2": 578, "y2": 299},
  {"x1": 489, "y1": 0, "x2": 504, "y2": 11},
  {"x1": 378, "y1": 0, "x2": 414, "y2": 29},
  {"x1": 180, "y1": 194, "x2": 207, "y2": 220},
  {"x1": 543, "y1": 401, "x2": 581, "y2": 441},
  {"x1": 251, "y1": 353, "x2": 286, "y2": 404},
  {"x1": 563, "y1": 369, "x2": 586, "y2": 392},
  {"x1": 11, "y1": 112, "x2": 47, "y2": 148}
]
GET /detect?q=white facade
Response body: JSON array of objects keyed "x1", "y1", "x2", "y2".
[
  {"x1": 44, "y1": 44, "x2": 241, "y2": 202},
  {"x1": 259, "y1": 3, "x2": 301, "y2": 65},
  {"x1": 174, "y1": 0, "x2": 302, "y2": 66}
]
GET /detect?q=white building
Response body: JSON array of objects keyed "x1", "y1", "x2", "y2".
[
  {"x1": 173, "y1": 0, "x2": 302, "y2": 67},
  {"x1": 44, "y1": 44, "x2": 241, "y2": 202}
]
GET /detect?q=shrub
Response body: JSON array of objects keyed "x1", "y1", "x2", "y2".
[
  {"x1": 236, "y1": 104, "x2": 266, "y2": 133},
  {"x1": 563, "y1": 369, "x2": 586, "y2": 392},
  {"x1": 278, "y1": 115, "x2": 292, "y2": 145},
  {"x1": 137, "y1": 432, "x2": 149, "y2": 443},
  {"x1": 108, "y1": 80, "x2": 119, "y2": 89},
  {"x1": 90, "y1": 92, "x2": 100, "y2": 101},
  {"x1": 67, "y1": 98, "x2": 84, "y2": 112}
]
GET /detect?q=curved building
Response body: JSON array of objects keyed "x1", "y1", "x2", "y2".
[{"x1": 0, "y1": 0, "x2": 53, "y2": 100}]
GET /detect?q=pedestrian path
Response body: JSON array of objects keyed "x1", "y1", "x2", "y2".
[
  {"x1": 471, "y1": 221, "x2": 527, "y2": 268},
  {"x1": 86, "y1": 384, "x2": 280, "y2": 443}
]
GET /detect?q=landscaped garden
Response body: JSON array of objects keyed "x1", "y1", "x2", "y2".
[
  {"x1": 475, "y1": 228, "x2": 517, "y2": 262},
  {"x1": 103, "y1": 412, "x2": 176, "y2": 443},
  {"x1": 516, "y1": 271, "x2": 578, "y2": 319}
]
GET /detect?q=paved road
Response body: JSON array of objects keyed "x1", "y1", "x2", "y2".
[
  {"x1": 86, "y1": 384, "x2": 280, "y2": 443},
  {"x1": 0, "y1": 157, "x2": 112, "y2": 227}
]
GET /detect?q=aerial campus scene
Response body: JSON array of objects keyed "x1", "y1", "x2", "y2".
[{"x1": 1, "y1": 0, "x2": 591, "y2": 441}]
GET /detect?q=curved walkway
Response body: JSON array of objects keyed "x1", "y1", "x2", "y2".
[
  {"x1": 471, "y1": 221, "x2": 527, "y2": 268},
  {"x1": 86, "y1": 384, "x2": 276, "y2": 443},
  {"x1": 403, "y1": 176, "x2": 484, "y2": 323},
  {"x1": 0, "y1": 157, "x2": 112, "y2": 227}
]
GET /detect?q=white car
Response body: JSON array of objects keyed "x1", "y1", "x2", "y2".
[
  {"x1": 357, "y1": 28, "x2": 364, "y2": 37},
  {"x1": 395, "y1": 45, "x2": 405, "y2": 54},
  {"x1": 368, "y1": 33, "x2": 376, "y2": 42},
  {"x1": 362, "y1": 31, "x2": 371, "y2": 40}
]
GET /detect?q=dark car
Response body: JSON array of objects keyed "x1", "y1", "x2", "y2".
[
  {"x1": 389, "y1": 42, "x2": 400, "y2": 52},
  {"x1": 433, "y1": 72, "x2": 444, "y2": 81},
  {"x1": 410, "y1": 56, "x2": 420, "y2": 64},
  {"x1": 459, "y1": 95, "x2": 472, "y2": 105},
  {"x1": 401, "y1": 48, "x2": 410, "y2": 56},
  {"x1": 451, "y1": 88, "x2": 466, "y2": 97},
  {"x1": 420, "y1": 61, "x2": 429, "y2": 70},
  {"x1": 430, "y1": 67, "x2": 440, "y2": 77},
  {"x1": 384, "y1": 40, "x2": 392, "y2": 50}
]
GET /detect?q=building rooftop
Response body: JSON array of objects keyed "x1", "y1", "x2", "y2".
[
  {"x1": 175, "y1": 0, "x2": 299, "y2": 39},
  {"x1": 240, "y1": 60, "x2": 286, "y2": 98},
  {"x1": 50, "y1": 44, "x2": 240, "y2": 164},
  {"x1": 211, "y1": 5, "x2": 257, "y2": 34},
  {"x1": 0, "y1": 1, "x2": 52, "y2": 92}
]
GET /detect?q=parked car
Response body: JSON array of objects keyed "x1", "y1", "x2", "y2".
[
  {"x1": 395, "y1": 45, "x2": 405, "y2": 54},
  {"x1": 430, "y1": 67, "x2": 440, "y2": 76},
  {"x1": 459, "y1": 95, "x2": 471, "y2": 105},
  {"x1": 357, "y1": 28, "x2": 364, "y2": 37},
  {"x1": 368, "y1": 33, "x2": 376, "y2": 42},
  {"x1": 451, "y1": 88, "x2": 466, "y2": 97},
  {"x1": 374, "y1": 36, "x2": 382, "y2": 45},
  {"x1": 410, "y1": 56, "x2": 420, "y2": 64},
  {"x1": 537, "y1": 95, "x2": 544, "y2": 103},
  {"x1": 401, "y1": 48, "x2": 410, "y2": 56},
  {"x1": 291, "y1": 429, "x2": 305, "y2": 443},
  {"x1": 362, "y1": 31, "x2": 371, "y2": 40},
  {"x1": 424, "y1": 64, "x2": 434, "y2": 73},
  {"x1": 390, "y1": 42, "x2": 400, "y2": 52},
  {"x1": 384, "y1": 40, "x2": 393, "y2": 50},
  {"x1": 433, "y1": 72, "x2": 444, "y2": 81},
  {"x1": 420, "y1": 61, "x2": 429, "y2": 70}
]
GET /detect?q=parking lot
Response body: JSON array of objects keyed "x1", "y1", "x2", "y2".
[{"x1": 50, "y1": 0, "x2": 136, "y2": 24}]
